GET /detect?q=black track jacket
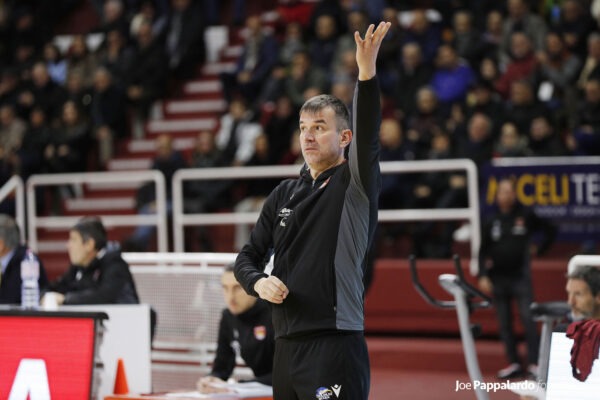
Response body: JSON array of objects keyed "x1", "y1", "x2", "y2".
[{"x1": 235, "y1": 78, "x2": 381, "y2": 339}]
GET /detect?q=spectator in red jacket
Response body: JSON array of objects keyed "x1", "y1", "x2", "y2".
[{"x1": 495, "y1": 32, "x2": 537, "y2": 98}]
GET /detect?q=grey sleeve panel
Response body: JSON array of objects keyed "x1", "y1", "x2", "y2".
[
  {"x1": 334, "y1": 183, "x2": 369, "y2": 331},
  {"x1": 347, "y1": 84, "x2": 363, "y2": 191},
  {"x1": 335, "y1": 77, "x2": 380, "y2": 331}
]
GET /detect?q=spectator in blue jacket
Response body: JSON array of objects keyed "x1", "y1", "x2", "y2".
[{"x1": 430, "y1": 44, "x2": 475, "y2": 112}]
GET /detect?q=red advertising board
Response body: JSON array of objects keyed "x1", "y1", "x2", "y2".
[{"x1": 0, "y1": 315, "x2": 96, "y2": 399}]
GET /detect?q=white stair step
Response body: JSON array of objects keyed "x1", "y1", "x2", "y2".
[
  {"x1": 261, "y1": 11, "x2": 280, "y2": 23},
  {"x1": 37, "y1": 240, "x2": 67, "y2": 253},
  {"x1": 183, "y1": 80, "x2": 221, "y2": 95},
  {"x1": 128, "y1": 137, "x2": 196, "y2": 153},
  {"x1": 87, "y1": 181, "x2": 144, "y2": 191},
  {"x1": 147, "y1": 118, "x2": 216, "y2": 134},
  {"x1": 65, "y1": 197, "x2": 135, "y2": 212},
  {"x1": 202, "y1": 62, "x2": 236, "y2": 75},
  {"x1": 107, "y1": 158, "x2": 152, "y2": 171},
  {"x1": 222, "y1": 45, "x2": 242, "y2": 58},
  {"x1": 237, "y1": 26, "x2": 274, "y2": 41},
  {"x1": 165, "y1": 99, "x2": 226, "y2": 114}
]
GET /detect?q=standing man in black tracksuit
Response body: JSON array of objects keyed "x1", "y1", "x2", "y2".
[
  {"x1": 478, "y1": 177, "x2": 556, "y2": 380},
  {"x1": 235, "y1": 21, "x2": 391, "y2": 400}
]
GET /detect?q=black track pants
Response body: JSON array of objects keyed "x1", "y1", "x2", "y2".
[{"x1": 272, "y1": 332, "x2": 370, "y2": 400}]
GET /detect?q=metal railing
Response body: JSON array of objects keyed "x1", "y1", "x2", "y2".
[
  {"x1": 172, "y1": 159, "x2": 481, "y2": 273},
  {"x1": 26, "y1": 171, "x2": 168, "y2": 252},
  {"x1": 0, "y1": 175, "x2": 25, "y2": 242}
]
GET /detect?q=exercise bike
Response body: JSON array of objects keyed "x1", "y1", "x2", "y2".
[
  {"x1": 410, "y1": 255, "x2": 492, "y2": 400},
  {"x1": 410, "y1": 255, "x2": 570, "y2": 400}
]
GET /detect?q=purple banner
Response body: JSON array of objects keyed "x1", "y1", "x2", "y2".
[{"x1": 480, "y1": 157, "x2": 600, "y2": 241}]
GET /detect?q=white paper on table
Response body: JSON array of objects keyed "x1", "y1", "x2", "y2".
[
  {"x1": 546, "y1": 332, "x2": 600, "y2": 400},
  {"x1": 223, "y1": 381, "x2": 273, "y2": 397},
  {"x1": 164, "y1": 391, "x2": 236, "y2": 399},
  {"x1": 164, "y1": 382, "x2": 272, "y2": 399}
]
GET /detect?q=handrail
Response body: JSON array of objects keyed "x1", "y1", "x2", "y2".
[
  {"x1": 409, "y1": 255, "x2": 456, "y2": 309},
  {"x1": 491, "y1": 155, "x2": 600, "y2": 166},
  {"x1": 172, "y1": 159, "x2": 481, "y2": 273},
  {"x1": 450, "y1": 255, "x2": 492, "y2": 307},
  {"x1": 26, "y1": 171, "x2": 168, "y2": 252},
  {"x1": 409, "y1": 255, "x2": 491, "y2": 310},
  {"x1": 122, "y1": 251, "x2": 236, "y2": 268},
  {"x1": 0, "y1": 175, "x2": 25, "y2": 242}
]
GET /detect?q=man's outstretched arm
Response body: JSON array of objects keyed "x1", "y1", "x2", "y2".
[{"x1": 350, "y1": 22, "x2": 390, "y2": 192}]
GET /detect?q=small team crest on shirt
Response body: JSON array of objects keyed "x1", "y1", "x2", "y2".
[{"x1": 253, "y1": 325, "x2": 267, "y2": 340}]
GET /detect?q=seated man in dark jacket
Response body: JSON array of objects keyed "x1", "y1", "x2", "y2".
[
  {"x1": 197, "y1": 263, "x2": 274, "y2": 393},
  {"x1": 42, "y1": 216, "x2": 139, "y2": 305},
  {"x1": 0, "y1": 214, "x2": 48, "y2": 305}
]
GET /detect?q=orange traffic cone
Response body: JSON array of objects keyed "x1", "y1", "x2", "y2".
[{"x1": 113, "y1": 358, "x2": 130, "y2": 394}]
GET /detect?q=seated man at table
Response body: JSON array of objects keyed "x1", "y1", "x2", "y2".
[
  {"x1": 42, "y1": 216, "x2": 139, "y2": 305},
  {"x1": 518, "y1": 265, "x2": 600, "y2": 400},
  {"x1": 197, "y1": 263, "x2": 274, "y2": 393},
  {"x1": 0, "y1": 214, "x2": 49, "y2": 305}
]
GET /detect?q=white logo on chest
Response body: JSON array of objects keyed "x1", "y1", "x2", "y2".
[{"x1": 278, "y1": 208, "x2": 293, "y2": 227}]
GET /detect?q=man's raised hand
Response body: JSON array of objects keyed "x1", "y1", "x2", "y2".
[{"x1": 355, "y1": 21, "x2": 391, "y2": 81}]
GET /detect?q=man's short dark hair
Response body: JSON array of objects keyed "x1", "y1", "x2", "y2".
[
  {"x1": 299, "y1": 94, "x2": 351, "y2": 133},
  {"x1": 72, "y1": 216, "x2": 107, "y2": 250},
  {"x1": 568, "y1": 265, "x2": 600, "y2": 297},
  {"x1": 0, "y1": 214, "x2": 20, "y2": 250}
]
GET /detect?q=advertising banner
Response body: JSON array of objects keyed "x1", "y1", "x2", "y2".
[
  {"x1": 0, "y1": 315, "x2": 96, "y2": 399},
  {"x1": 480, "y1": 157, "x2": 600, "y2": 241}
]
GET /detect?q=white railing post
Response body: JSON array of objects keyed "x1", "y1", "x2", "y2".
[
  {"x1": 26, "y1": 176, "x2": 38, "y2": 251},
  {"x1": 153, "y1": 172, "x2": 168, "y2": 253},
  {"x1": 0, "y1": 175, "x2": 25, "y2": 242},
  {"x1": 172, "y1": 169, "x2": 185, "y2": 253},
  {"x1": 465, "y1": 161, "x2": 480, "y2": 275}
]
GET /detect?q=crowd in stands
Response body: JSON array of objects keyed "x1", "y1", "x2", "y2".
[
  {"x1": 1, "y1": 0, "x2": 600, "y2": 255},
  {"x1": 0, "y1": 0, "x2": 205, "y2": 180}
]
